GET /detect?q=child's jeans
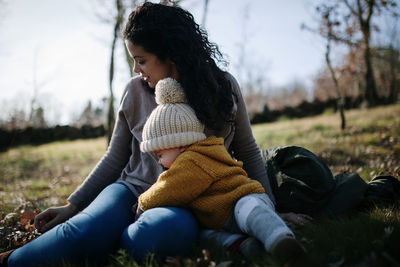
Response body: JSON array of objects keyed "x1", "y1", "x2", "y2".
[
  {"x1": 8, "y1": 182, "x2": 198, "y2": 266},
  {"x1": 201, "y1": 193, "x2": 293, "y2": 252}
]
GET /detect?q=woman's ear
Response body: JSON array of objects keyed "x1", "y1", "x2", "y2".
[
  {"x1": 167, "y1": 58, "x2": 179, "y2": 81},
  {"x1": 179, "y1": 146, "x2": 187, "y2": 153}
]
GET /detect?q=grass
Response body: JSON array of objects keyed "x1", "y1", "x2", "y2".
[
  {"x1": 0, "y1": 138, "x2": 107, "y2": 213},
  {"x1": 292, "y1": 207, "x2": 400, "y2": 265},
  {"x1": 252, "y1": 104, "x2": 400, "y2": 180},
  {"x1": 1, "y1": 104, "x2": 400, "y2": 266}
]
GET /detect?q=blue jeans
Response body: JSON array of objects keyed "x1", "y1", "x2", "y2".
[{"x1": 8, "y1": 183, "x2": 198, "y2": 266}]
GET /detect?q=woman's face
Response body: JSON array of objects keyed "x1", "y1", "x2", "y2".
[{"x1": 125, "y1": 40, "x2": 179, "y2": 88}]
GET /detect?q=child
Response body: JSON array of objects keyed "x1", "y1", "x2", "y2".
[{"x1": 138, "y1": 78, "x2": 305, "y2": 263}]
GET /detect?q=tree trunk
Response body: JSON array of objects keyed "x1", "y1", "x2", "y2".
[
  {"x1": 107, "y1": 32, "x2": 117, "y2": 144},
  {"x1": 388, "y1": 47, "x2": 399, "y2": 103},
  {"x1": 124, "y1": 44, "x2": 134, "y2": 78},
  {"x1": 358, "y1": 0, "x2": 379, "y2": 107},
  {"x1": 363, "y1": 39, "x2": 379, "y2": 107},
  {"x1": 202, "y1": 0, "x2": 209, "y2": 26},
  {"x1": 106, "y1": 0, "x2": 125, "y2": 144},
  {"x1": 326, "y1": 40, "x2": 346, "y2": 130}
]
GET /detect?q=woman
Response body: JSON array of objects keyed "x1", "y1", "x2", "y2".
[{"x1": 6, "y1": 3, "x2": 309, "y2": 266}]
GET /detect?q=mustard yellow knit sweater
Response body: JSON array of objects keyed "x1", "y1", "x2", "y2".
[{"x1": 139, "y1": 136, "x2": 265, "y2": 229}]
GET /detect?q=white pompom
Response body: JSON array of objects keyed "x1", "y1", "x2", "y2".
[{"x1": 155, "y1": 78, "x2": 185, "y2": 104}]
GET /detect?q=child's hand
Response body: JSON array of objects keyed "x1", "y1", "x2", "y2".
[
  {"x1": 278, "y1": 212, "x2": 313, "y2": 227},
  {"x1": 132, "y1": 203, "x2": 144, "y2": 220}
]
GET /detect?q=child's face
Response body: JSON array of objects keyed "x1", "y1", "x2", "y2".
[{"x1": 154, "y1": 147, "x2": 186, "y2": 169}]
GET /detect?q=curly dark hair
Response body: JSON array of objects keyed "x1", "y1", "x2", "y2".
[{"x1": 122, "y1": 2, "x2": 233, "y2": 131}]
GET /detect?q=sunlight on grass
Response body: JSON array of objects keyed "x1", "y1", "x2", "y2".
[
  {"x1": 253, "y1": 104, "x2": 400, "y2": 178},
  {"x1": 0, "y1": 138, "x2": 107, "y2": 212},
  {"x1": 0, "y1": 138, "x2": 107, "y2": 182}
]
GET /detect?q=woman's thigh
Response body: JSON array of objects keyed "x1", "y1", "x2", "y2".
[
  {"x1": 8, "y1": 182, "x2": 136, "y2": 267},
  {"x1": 120, "y1": 207, "x2": 198, "y2": 262}
]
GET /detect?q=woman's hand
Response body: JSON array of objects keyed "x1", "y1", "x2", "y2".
[
  {"x1": 34, "y1": 202, "x2": 79, "y2": 233},
  {"x1": 278, "y1": 212, "x2": 313, "y2": 228}
]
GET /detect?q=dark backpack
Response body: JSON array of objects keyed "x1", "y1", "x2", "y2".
[{"x1": 261, "y1": 146, "x2": 399, "y2": 218}]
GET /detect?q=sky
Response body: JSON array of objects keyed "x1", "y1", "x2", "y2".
[{"x1": 0, "y1": 0, "x2": 325, "y2": 124}]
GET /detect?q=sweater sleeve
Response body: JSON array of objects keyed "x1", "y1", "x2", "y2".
[
  {"x1": 138, "y1": 156, "x2": 213, "y2": 210},
  {"x1": 67, "y1": 84, "x2": 133, "y2": 210},
  {"x1": 227, "y1": 74, "x2": 276, "y2": 203}
]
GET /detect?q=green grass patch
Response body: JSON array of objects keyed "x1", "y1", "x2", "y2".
[
  {"x1": 311, "y1": 123, "x2": 327, "y2": 132},
  {"x1": 322, "y1": 107, "x2": 335, "y2": 115}
]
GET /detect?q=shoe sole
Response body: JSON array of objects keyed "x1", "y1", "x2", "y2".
[{"x1": 270, "y1": 237, "x2": 305, "y2": 264}]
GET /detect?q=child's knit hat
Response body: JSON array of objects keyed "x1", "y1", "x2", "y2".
[{"x1": 140, "y1": 78, "x2": 207, "y2": 153}]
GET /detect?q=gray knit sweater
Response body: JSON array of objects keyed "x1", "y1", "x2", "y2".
[{"x1": 67, "y1": 73, "x2": 275, "y2": 210}]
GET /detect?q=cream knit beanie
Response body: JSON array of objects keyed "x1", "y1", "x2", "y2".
[{"x1": 140, "y1": 78, "x2": 207, "y2": 152}]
